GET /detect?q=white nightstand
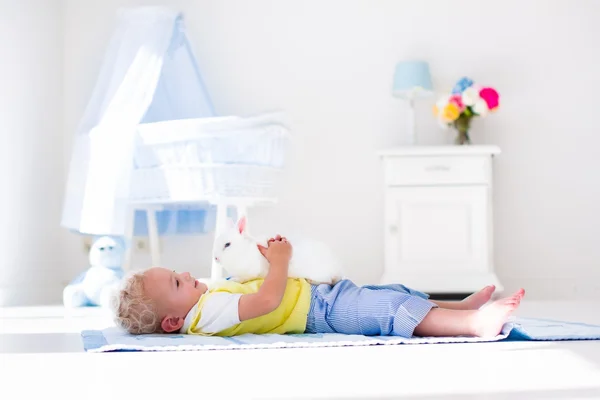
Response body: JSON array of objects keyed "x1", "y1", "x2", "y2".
[{"x1": 378, "y1": 145, "x2": 503, "y2": 295}]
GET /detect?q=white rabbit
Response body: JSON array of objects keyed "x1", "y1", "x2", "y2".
[{"x1": 212, "y1": 216, "x2": 344, "y2": 285}]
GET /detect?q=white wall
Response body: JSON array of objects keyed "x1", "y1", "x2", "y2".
[
  {"x1": 58, "y1": 0, "x2": 600, "y2": 302},
  {"x1": 0, "y1": 0, "x2": 64, "y2": 305}
]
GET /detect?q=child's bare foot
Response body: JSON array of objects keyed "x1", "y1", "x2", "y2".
[
  {"x1": 461, "y1": 285, "x2": 496, "y2": 310},
  {"x1": 471, "y1": 289, "x2": 525, "y2": 338}
]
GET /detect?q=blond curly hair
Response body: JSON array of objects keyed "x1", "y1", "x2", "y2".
[{"x1": 111, "y1": 271, "x2": 164, "y2": 334}]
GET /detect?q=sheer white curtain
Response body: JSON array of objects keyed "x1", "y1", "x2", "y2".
[{"x1": 61, "y1": 6, "x2": 215, "y2": 236}]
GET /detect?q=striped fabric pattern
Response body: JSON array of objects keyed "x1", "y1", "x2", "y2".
[{"x1": 305, "y1": 280, "x2": 437, "y2": 338}]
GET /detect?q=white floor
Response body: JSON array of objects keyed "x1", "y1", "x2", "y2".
[{"x1": 1, "y1": 301, "x2": 600, "y2": 400}]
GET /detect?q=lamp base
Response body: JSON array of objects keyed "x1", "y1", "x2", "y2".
[{"x1": 405, "y1": 98, "x2": 417, "y2": 145}]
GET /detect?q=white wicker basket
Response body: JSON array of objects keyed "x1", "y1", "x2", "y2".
[
  {"x1": 133, "y1": 116, "x2": 290, "y2": 169},
  {"x1": 129, "y1": 114, "x2": 291, "y2": 202},
  {"x1": 129, "y1": 164, "x2": 284, "y2": 202}
]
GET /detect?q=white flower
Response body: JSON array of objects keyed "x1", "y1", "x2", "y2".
[
  {"x1": 461, "y1": 87, "x2": 481, "y2": 106},
  {"x1": 473, "y1": 99, "x2": 489, "y2": 117},
  {"x1": 433, "y1": 95, "x2": 449, "y2": 119}
]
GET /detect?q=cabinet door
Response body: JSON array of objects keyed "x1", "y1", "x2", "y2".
[{"x1": 384, "y1": 186, "x2": 489, "y2": 275}]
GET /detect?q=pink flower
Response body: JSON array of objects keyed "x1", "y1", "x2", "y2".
[
  {"x1": 479, "y1": 87, "x2": 499, "y2": 111},
  {"x1": 448, "y1": 94, "x2": 465, "y2": 112}
]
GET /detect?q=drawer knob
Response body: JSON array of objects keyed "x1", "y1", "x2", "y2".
[
  {"x1": 425, "y1": 165, "x2": 451, "y2": 172},
  {"x1": 389, "y1": 224, "x2": 398, "y2": 234}
]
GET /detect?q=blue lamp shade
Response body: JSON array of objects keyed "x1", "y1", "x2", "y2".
[{"x1": 392, "y1": 60, "x2": 433, "y2": 98}]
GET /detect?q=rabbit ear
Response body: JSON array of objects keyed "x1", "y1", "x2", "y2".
[
  {"x1": 227, "y1": 218, "x2": 235, "y2": 229},
  {"x1": 237, "y1": 215, "x2": 247, "y2": 235}
]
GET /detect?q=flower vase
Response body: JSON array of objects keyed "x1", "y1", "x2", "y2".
[{"x1": 453, "y1": 114, "x2": 472, "y2": 145}]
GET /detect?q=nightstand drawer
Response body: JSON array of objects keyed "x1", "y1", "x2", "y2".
[{"x1": 383, "y1": 156, "x2": 489, "y2": 186}]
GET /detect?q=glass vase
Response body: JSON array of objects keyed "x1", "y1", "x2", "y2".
[{"x1": 453, "y1": 114, "x2": 472, "y2": 145}]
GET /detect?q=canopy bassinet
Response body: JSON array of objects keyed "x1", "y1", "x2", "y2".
[{"x1": 61, "y1": 6, "x2": 290, "y2": 279}]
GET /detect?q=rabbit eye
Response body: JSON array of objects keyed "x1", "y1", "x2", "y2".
[{"x1": 223, "y1": 242, "x2": 231, "y2": 249}]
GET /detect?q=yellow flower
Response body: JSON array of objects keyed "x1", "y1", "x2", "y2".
[{"x1": 441, "y1": 103, "x2": 460, "y2": 122}]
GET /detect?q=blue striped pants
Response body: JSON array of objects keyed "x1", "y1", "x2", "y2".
[{"x1": 305, "y1": 279, "x2": 437, "y2": 338}]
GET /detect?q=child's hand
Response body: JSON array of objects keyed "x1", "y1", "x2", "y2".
[
  {"x1": 240, "y1": 235, "x2": 292, "y2": 322},
  {"x1": 258, "y1": 235, "x2": 292, "y2": 266}
]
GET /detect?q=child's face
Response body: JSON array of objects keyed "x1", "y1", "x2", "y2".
[{"x1": 143, "y1": 267, "x2": 208, "y2": 332}]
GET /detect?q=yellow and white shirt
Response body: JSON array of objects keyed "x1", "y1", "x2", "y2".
[{"x1": 180, "y1": 278, "x2": 312, "y2": 336}]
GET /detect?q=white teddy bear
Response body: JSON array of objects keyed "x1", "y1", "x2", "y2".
[{"x1": 63, "y1": 236, "x2": 125, "y2": 308}]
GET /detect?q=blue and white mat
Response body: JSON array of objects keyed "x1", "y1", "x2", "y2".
[{"x1": 81, "y1": 317, "x2": 600, "y2": 353}]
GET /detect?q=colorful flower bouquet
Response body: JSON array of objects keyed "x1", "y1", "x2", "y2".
[{"x1": 432, "y1": 77, "x2": 500, "y2": 145}]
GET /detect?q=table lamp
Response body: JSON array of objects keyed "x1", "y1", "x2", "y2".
[{"x1": 392, "y1": 60, "x2": 433, "y2": 145}]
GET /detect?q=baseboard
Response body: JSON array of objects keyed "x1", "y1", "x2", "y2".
[
  {"x1": 428, "y1": 293, "x2": 472, "y2": 301},
  {"x1": 380, "y1": 271, "x2": 504, "y2": 295},
  {"x1": 0, "y1": 284, "x2": 65, "y2": 307},
  {"x1": 500, "y1": 276, "x2": 600, "y2": 301}
]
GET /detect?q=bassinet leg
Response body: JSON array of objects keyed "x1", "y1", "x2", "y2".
[
  {"x1": 146, "y1": 207, "x2": 162, "y2": 267},
  {"x1": 236, "y1": 204, "x2": 247, "y2": 221},
  {"x1": 123, "y1": 205, "x2": 136, "y2": 272},
  {"x1": 211, "y1": 203, "x2": 228, "y2": 280}
]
